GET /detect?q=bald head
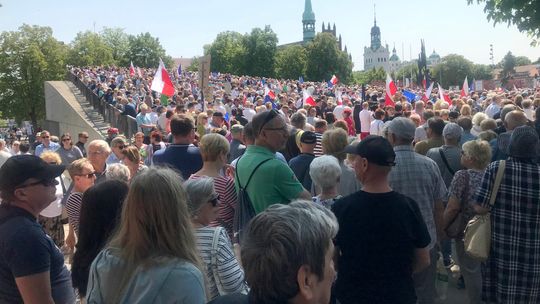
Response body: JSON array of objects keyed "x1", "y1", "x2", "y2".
[{"x1": 504, "y1": 110, "x2": 528, "y2": 131}]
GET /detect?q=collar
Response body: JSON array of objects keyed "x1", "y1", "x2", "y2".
[
  {"x1": 393, "y1": 145, "x2": 414, "y2": 152},
  {"x1": 246, "y1": 145, "x2": 275, "y2": 156},
  {"x1": 0, "y1": 204, "x2": 36, "y2": 221}
]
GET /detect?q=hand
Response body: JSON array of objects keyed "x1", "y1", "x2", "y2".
[
  {"x1": 65, "y1": 233, "x2": 76, "y2": 251},
  {"x1": 224, "y1": 164, "x2": 235, "y2": 179}
]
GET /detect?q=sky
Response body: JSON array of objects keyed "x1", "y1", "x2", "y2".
[{"x1": 1, "y1": 0, "x2": 538, "y2": 71}]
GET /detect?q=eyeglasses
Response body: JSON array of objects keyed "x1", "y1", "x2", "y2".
[
  {"x1": 76, "y1": 172, "x2": 96, "y2": 179},
  {"x1": 17, "y1": 179, "x2": 57, "y2": 189},
  {"x1": 41, "y1": 136, "x2": 50, "y2": 139},
  {"x1": 62, "y1": 138, "x2": 71, "y2": 142},
  {"x1": 259, "y1": 109, "x2": 280, "y2": 135},
  {"x1": 116, "y1": 145, "x2": 125, "y2": 149},
  {"x1": 209, "y1": 194, "x2": 220, "y2": 207}
]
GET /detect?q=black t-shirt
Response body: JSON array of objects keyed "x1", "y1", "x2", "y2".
[
  {"x1": 332, "y1": 191, "x2": 431, "y2": 304},
  {"x1": 288, "y1": 153, "x2": 315, "y2": 191},
  {"x1": 0, "y1": 205, "x2": 75, "y2": 303}
]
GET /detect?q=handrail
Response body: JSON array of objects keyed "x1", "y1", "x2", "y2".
[{"x1": 66, "y1": 72, "x2": 138, "y2": 142}]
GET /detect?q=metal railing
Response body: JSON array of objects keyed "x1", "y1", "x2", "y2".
[{"x1": 67, "y1": 72, "x2": 138, "y2": 141}]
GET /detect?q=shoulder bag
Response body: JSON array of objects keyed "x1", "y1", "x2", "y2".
[
  {"x1": 463, "y1": 160, "x2": 505, "y2": 261},
  {"x1": 444, "y1": 171, "x2": 470, "y2": 239}
]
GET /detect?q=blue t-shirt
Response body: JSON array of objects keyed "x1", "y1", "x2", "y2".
[
  {"x1": 153, "y1": 144, "x2": 203, "y2": 180},
  {"x1": 0, "y1": 205, "x2": 75, "y2": 303}
]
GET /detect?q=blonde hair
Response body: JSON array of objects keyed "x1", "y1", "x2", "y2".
[
  {"x1": 460, "y1": 104, "x2": 472, "y2": 117},
  {"x1": 472, "y1": 112, "x2": 488, "y2": 127},
  {"x1": 68, "y1": 158, "x2": 92, "y2": 178},
  {"x1": 322, "y1": 128, "x2": 348, "y2": 162},
  {"x1": 199, "y1": 133, "x2": 230, "y2": 162},
  {"x1": 462, "y1": 139, "x2": 492, "y2": 169},
  {"x1": 107, "y1": 167, "x2": 203, "y2": 300},
  {"x1": 40, "y1": 151, "x2": 62, "y2": 165},
  {"x1": 121, "y1": 146, "x2": 141, "y2": 164}
]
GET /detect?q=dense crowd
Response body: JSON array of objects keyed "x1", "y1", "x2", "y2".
[{"x1": 0, "y1": 65, "x2": 540, "y2": 304}]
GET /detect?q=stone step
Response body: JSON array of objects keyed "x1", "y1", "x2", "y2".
[{"x1": 65, "y1": 82, "x2": 110, "y2": 138}]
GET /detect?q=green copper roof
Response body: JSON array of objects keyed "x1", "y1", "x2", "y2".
[{"x1": 303, "y1": 0, "x2": 315, "y2": 21}]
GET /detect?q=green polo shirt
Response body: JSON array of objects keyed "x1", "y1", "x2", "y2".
[{"x1": 235, "y1": 145, "x2": 305, "y2": 214}]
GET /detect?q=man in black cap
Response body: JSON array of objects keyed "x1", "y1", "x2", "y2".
[
  {"x1": 0, "y1": 155, "x2": 75, "y2": 303},
  {"x1": 332, "y1": 136, "x2": 431, "y2": 304},
  {"x1": 288, "y1": 131, "x2": 317, "y2": 191}
]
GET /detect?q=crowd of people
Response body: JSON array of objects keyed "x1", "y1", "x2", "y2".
[{"x1": 0, "y1": 64, "x2": 540, "y2": 304}]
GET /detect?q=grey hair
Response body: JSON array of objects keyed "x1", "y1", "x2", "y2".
[
  {"x1": 241, "y1": 200, "x2": 338, "y2": 303},
  {"x1": 88, "y1": 139, "x2": 111, "y2": 154},
  {"x1": 184, "y1": 177, "x2": 215, "y2": 216},
  {"x1": 105, "y1": 163, "x2": 130, "y2": 183},
  {"x1": 290, "y1": 112, "x2": 307, "y2": 129},
  {"x1": 310, "y1": 155, "x2": 341, "y2": 190}
]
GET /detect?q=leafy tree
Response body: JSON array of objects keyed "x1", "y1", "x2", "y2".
[
  {"x1": 186, "y1": 57, "x2": 200, "y2": 72},
  {"x1": 515, "y1": 55, "x2": 532, "y2": 66},
  {"x1": 67, "y1": 31, "x2": 114, "y2": 66},
  {"x1": 471, "y1": 64, "x2": 493, "y2": 80},
  {"x1": 305, "y1": 32, "x2": 353, "y2": 84},
  {"x1": 275, "y1": 45, "x2": 307, "y2": 80},
  {"x1": 353, "y1": 68, "x2": 385, "y2": 84},
  {"x1": 499, "y1": 51, "x2": 516, "y2": 85},
  {"x1": 205, "y1": 31, "x2": 246, "y2": 75},
  {"x1": 396, "y1": 62, "x2": 419, "y2": 84},
  {"x1": 125, "y1": 32, "x2": 171, "y2": 68},
  {"x1": 468, "y1": 0, "x2": 540, "y2": 45},
  {"x1": 0, "y1": 25, "x2": 68, "y2": 125},
  {"x1": 244, "y1": 26, "x2": 278, "y2": 77},
  {"x1": 100, "y1": 27, "x2": 129, "y2": 65},
  {"x1": 534, "y1": 57, "x2": 540, "y2": 64},
  {"x1": 431, "y1": 54, "x2": 474, "y2": 87}
]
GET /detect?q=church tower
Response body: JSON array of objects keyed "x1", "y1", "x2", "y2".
[
  {"x1": 370, "y1": 11, "x2": 381, "y2": 50},
  {"x1": 302, "y1": 0, "x2": 316, "y2": 43},
  {"x1": 363, "y1": 5, "x2": 390, "y2": 71}
]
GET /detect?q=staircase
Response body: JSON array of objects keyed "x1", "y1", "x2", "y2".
[{"x1": 65, "y1": 81, "x2": 110, "y2": 139}]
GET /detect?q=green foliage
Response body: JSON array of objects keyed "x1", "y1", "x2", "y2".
[
  {"x1": 186, "y1": 57, "x2": 200, "y2": 72},
  {"x1": 395, "y1": 62, "x2": 419, "y2": 83},
  {"x1": 244, "y1": 26, "x2": 278, "y2": 77},
  {"x1": 305, "y1": 33, "x2": 353, "y2": 84},
  {"x1": 353, "y1": 67, "x2": 385, "y2": 84},
  {"x1": 125, "y1": 32, "x2": 170, "y2": 68},
  {"x1": 206, "y1": 31, "x2": 246, "y2": 75},
  {"x1": 67, "y1": 31, "x2": 114, "y2": 66},
  {"x1": 471, "y1": 64, "x2": 493, "y2": 80},
  {"x1": 431, "y1": 54, "x2": 474, "y2": 87},
  {"x1": 499, "y1": 51, "x2": 516, "y2": 85},
  {"x1": 515, "y1": 55, "x2": 532, "y2": 66},
  {"x1": 0, "y1": 25, "x2": 67, "y2": 125},
  {"x1": 534, "y1": 57, "x2": 540, "y2": 64},
  {"x1": 100, "y1": 27, "x2": 130, "y2": 65},
  {"x1": 468, "y1": 0, "x2": 540, "y2": 45},
  {"x1": 275, "y1": 45, "x2": 307, "y2": 80}
]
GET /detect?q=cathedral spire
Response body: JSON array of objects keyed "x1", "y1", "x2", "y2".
[
  {"x1": 374, "y1": 4, "x2": 377, "y2": 26},
  {"x1": 302, "y1": 0, "x2": 316, "y2": 43}
]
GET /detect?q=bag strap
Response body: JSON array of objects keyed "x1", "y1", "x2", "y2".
[
  {"x1": 235, "y1": 156, "x2": 272, "y2": 189},
  {"x1": 439, "y1": 148, "x2": 456, "y2": 175},
  {"x1": 489, "y1": 160, "x2": 506, "y2": 207},
  {"x1": 210, "y1": 227, "x2": 226, "y2": 295}
]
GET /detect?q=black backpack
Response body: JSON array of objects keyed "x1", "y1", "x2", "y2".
[{"x1": 233, "y1": 157, "x2": 272, "y2": 244}]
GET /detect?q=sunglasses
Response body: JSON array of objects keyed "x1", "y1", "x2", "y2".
[
  {"x1": 41, "y1": 136, "x2": 50, "y2": 139},
  {"x1": 17, "y1": 179, "x2": 57, "y2": 189},
  {"x1": 62, "y1": 138, "x2": 71, "y2": 142},
  {"x1": 209, "y1": 194, "x2": 220, "y2": 207},
  {"x1": 116, "y1": 145, "x2": 125, "y2": 149},
  {"x1": 76, "y1": 172, "x2": 96, "y2": 179}
]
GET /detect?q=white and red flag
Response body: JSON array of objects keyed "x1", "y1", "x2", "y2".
[
  {"x1": 423, "y1": 82, "x2": 434, "y2": 101},
  {"x1": 150, "y1": 59, "x2": 175, "y2": 97},
  {"x1": 303, "y1": 90, "x2": 316, "y2": 106},
  {"x1": 129, "y1": 61, "x2": 135, "y2": 77},
  {"x1": 460, "y1": 76, "x2": 469, "y2": 97},
  {"x1": 385, "y1": 74, "x2": 397, "y2": 106},
  {"x1": 330, "y1": 75, "x2": 339, "y2": 85},
  {"x1": 438, "y1": 84, "x2": 452, "y2": 103}
]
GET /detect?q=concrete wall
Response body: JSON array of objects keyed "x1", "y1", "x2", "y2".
[{"x1": 44, "y1": 81, "x2": 104, "y2": 142}]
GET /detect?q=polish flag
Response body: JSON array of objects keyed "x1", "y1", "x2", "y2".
[
  {"x1": 264, "y1": 86, "x2": 276, "y2": 100},
  {"x1": 423, "y1": 82, "x2": 434, "y2": 101},
  {"x1": 460, "y1": 76, "x2": 469, "y2": 97},
  {"x1": 330, "y1": 75, "x2": 338, "y2": 85},
  {"x1": 136, "y1": 67, "x2": 142, "y2": 78},
  {"x1": 438, "y1": 84, "x2": 452, "y2": 104},
  {"x1": 129, "y1": 61, "x2": 135, "y2": 77},
  {"x1": 303, "y1": 90, "x2": 316, "y2": 106},
  {"x1": 385, "y1": 74, "x2": 397, "y2": 106},
  {"x1": 336, "y1": 90, "x2": 343, "y2": 105},
  {"x1": 150, "y1": 59, "x2": 175, "y2": 97}
]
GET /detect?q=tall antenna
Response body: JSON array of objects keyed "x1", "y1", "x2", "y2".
[{"x1": 374, "y1": 4, "x2": 376, "y2": 25}]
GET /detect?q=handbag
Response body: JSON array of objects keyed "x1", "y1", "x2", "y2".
[
  {"x1": 445, "y1": 171, "x2": 469, "y2": 239},
  {"x1": 463, "y1": 160, "x2": 506, "y2": 261}
]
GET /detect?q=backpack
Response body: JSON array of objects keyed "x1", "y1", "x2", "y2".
[{"x1": 233, "y1": 157, "x2": 272, "y2": 244}]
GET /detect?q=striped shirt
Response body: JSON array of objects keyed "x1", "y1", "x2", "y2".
[
  {"x1": 66, "y1": 192, "x2": 83, "y2": 236},
  {"x1": 195, "y1": 227, "x2": 246, "y2": 300},
  {"x1": 190, "y1": 175, "x2": 237, "y2": 239},
  {"x1": 314, "y1": 132, "x2": 323, "y2": 157}
]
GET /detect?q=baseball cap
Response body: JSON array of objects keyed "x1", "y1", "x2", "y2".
[
  {"x1": 442, "y1": 123, "x2": 463, "y2": 140},
  {"x1": 300, "y1": 131, "x2": 317, "y2": 144},
  {"x1": 0, "y1": 155, "x2": 65, "y2": 193},
  {"x1": 387, "y1": 117, "x2": 415, "y2": 141},
  {"x1": 344, "y1": 135, "x2": 396, "y2": 166}
]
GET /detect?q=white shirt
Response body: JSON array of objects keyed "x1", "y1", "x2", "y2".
[
  {"x1": 40, "y1": 176, "x2": 65, "y2": 218},
  {"x1": 415, "y1": 125, "x2": 428, "y2": 143},
  {"x1": 243, "y1": 108, "x2": 256, "y2": 122},
  {"x1": 333, "y1": 105, "x2": 345, "y2": 120},
  {"x1": 359, "y1": 109, "x2": 373, "y2": 133},
  {"x1": 157, "y1": 112, "x2": 168, "y2": 131},
  {"x1": 370, "y1": 120, "x2": 385, "y2": 136},
  {"x1": 484, "y1": 103, "x2": 500, "y2": 118}
]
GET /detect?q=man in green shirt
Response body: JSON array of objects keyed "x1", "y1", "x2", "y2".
[{"x1": 235, "y1": 109, "x2": 311, "y2": 213}]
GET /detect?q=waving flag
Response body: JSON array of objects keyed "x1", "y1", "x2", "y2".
[
  {"x1": 136, "y1": 67, "x2": 142, "y2": 78},
  {"x1": 438, "y1": 84, "x2": 452, "y2": 103},
  {"x1": 330, "y1": 75, "x2": 339, "y2": 85},
  {"x1": 151, "y1": 59, "x2": 175, "y2": 97},
  {"x1": 264, "y1": 86, "x2": 277, "y2": 109},
  {"x1": 129, "y1": 61, "x2": 135, "y2": 77},
  {"x1": 303, "y1": 90, "x2": 316, "y2": 106},
  {"x1": 402, "y1": 90, "x2": 417, "y2": 103},
  {"x1": 299, "y1": 76, "x2": 304, "y2": 84},
  {"x1": 385, "y1": 74, "x2": 397, "y2": 106},
  {"x1": 460, "y1": 76, "x2": 469, "y2": 97},
  {"x1": 336, "y1": 90, "x2": 343, "y2": 105},
  {"x1": 177, "y1": 64, "x2": 182, "y2": 77},
  {"x1": 327, "y1": 80, "x2": 334, "y2": 89},
  {"x1": 423, "y1": 82, "x2": 434, "y2": 101}
]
